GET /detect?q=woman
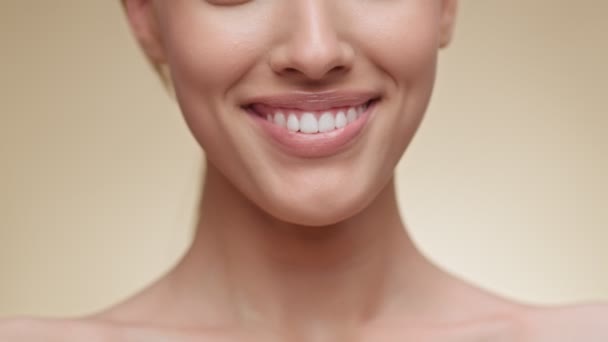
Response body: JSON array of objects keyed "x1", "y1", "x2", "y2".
[{"x1": 2, "y1": 0, "x2": 607, "y2": 340}]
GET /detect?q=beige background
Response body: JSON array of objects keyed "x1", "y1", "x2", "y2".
[{"x1": 1, "y1": 1, "x2": 606, "y2": 317}]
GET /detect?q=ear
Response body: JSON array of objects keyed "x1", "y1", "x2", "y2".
[
  {"x1": 439, "y1": 0, "x2": 458, "y2": 48},
  {"x1": 122, "y1": 0, "x2": 166, "y2": 64}
]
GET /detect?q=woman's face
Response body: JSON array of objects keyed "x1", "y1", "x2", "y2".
[{"x1": 126, "y1": 0, "x2": 457, "y2": 226}]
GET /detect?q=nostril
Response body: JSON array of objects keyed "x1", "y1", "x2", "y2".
[
  {"x1": 331, "y1": 66, "x2": 346, "y2": 73},
  {"x1": 284, "y1": 67, "x2": 299, "y2": 74},
  {"x1": 274, "y1": 54, "x2": 351, "y2": 80}
]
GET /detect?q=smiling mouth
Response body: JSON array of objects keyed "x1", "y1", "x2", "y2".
[{"x1": 245, "y1": 98, "x2": 378, "y2": 134}]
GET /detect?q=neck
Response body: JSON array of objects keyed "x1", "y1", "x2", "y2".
[{"x1": 171, "y1": 162, "x2": 435, "y2": 333}]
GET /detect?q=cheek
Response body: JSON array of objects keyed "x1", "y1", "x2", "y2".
[
  {"x1": 159, "y1": 7, "x2": 272, "y2": 155},
  {"x1": 354, "y1": 6, "x2": 440, "y2": 174},
  {"x1": 356, "y1": 6, "x2": 440, "y2": 86},
  {"x1": 164, "y1": 16, "x2": 262, "y2": 96},
  {"x1": 160, "y1": 2, "x2": 281, "y2": 104}
]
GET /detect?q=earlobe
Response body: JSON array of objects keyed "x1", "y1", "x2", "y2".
[
  {"x1": 439, "y1": 0, "x2": 458, "y2": 49},
  {"x1": 122, "y1": 0, "x2": 167, "y2": 64}
]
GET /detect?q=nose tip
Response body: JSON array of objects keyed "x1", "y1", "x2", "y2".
[
  {"x1": 273, "y1": 43, "x2": 354, "y2": 81},
  {"x1": 269, "y1": 5, "x2": 355, "y2": 82}
]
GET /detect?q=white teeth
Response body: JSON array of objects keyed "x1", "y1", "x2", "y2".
[
  {"x1": 318, "y1": 112, "x2": 335, "y2": 133},
  {"x1": 266, "y1": 103, "x2": 370, "y2": 133},
  {"x1": 287, "y1": 113, "x2": 299, "y2": 132},
  {"x1": 335, "y1": 111, "x2": 347, "y2": 129},
  {"x1": 274, "y1": 111, "x2": 286, "y2": 127},
  {"x1": 346, "y1": 108, "x2": 358, "y2": 123},
  {"x1": 299, "y1": 113, "x2": 319, "y2": 134}
]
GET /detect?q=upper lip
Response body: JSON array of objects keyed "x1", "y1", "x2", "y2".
[{"x1": 242, "y1": 90, "x2": 380, "y2": 111}]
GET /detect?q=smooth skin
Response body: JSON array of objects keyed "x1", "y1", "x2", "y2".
[{"x1": 2, "y1": 0, "x2": 607, "y2": 340}]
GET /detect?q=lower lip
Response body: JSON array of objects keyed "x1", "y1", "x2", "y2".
[{"x1": 245, "y1": 101, "x2": 377, "y2": 158}]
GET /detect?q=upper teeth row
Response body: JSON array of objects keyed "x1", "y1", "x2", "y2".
[{"x1": 265, "y1": 104, "x2": 367, "y2": 134}]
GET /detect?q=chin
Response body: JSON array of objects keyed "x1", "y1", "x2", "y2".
[
  {"x1": 256, "y1": 178, "x2": 378, "y2": 227},
  {"x1": 268, "y1": 202, "x2": 363, "y2": 228}
]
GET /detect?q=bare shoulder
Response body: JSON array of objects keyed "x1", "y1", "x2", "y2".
[
  {"x1": 0, "y1": 317, "x2": 197, "y2": 341},
  {"x1": 0, "y1": 318, "x2": 61, "y2": 341},
  {"x1": 0, "y1": 317, "x2": 248, "y2": 342},
  {"x1": 0, "y1": 318, "x2": 118, "y2": 342},
  {"x1": 522, "y1": 302, "x2": 608, "y2": 341}
]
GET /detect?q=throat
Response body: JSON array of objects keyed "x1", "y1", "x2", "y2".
[{"x1": 176, "y1": 163, "x2": 421, "y2": 328}]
